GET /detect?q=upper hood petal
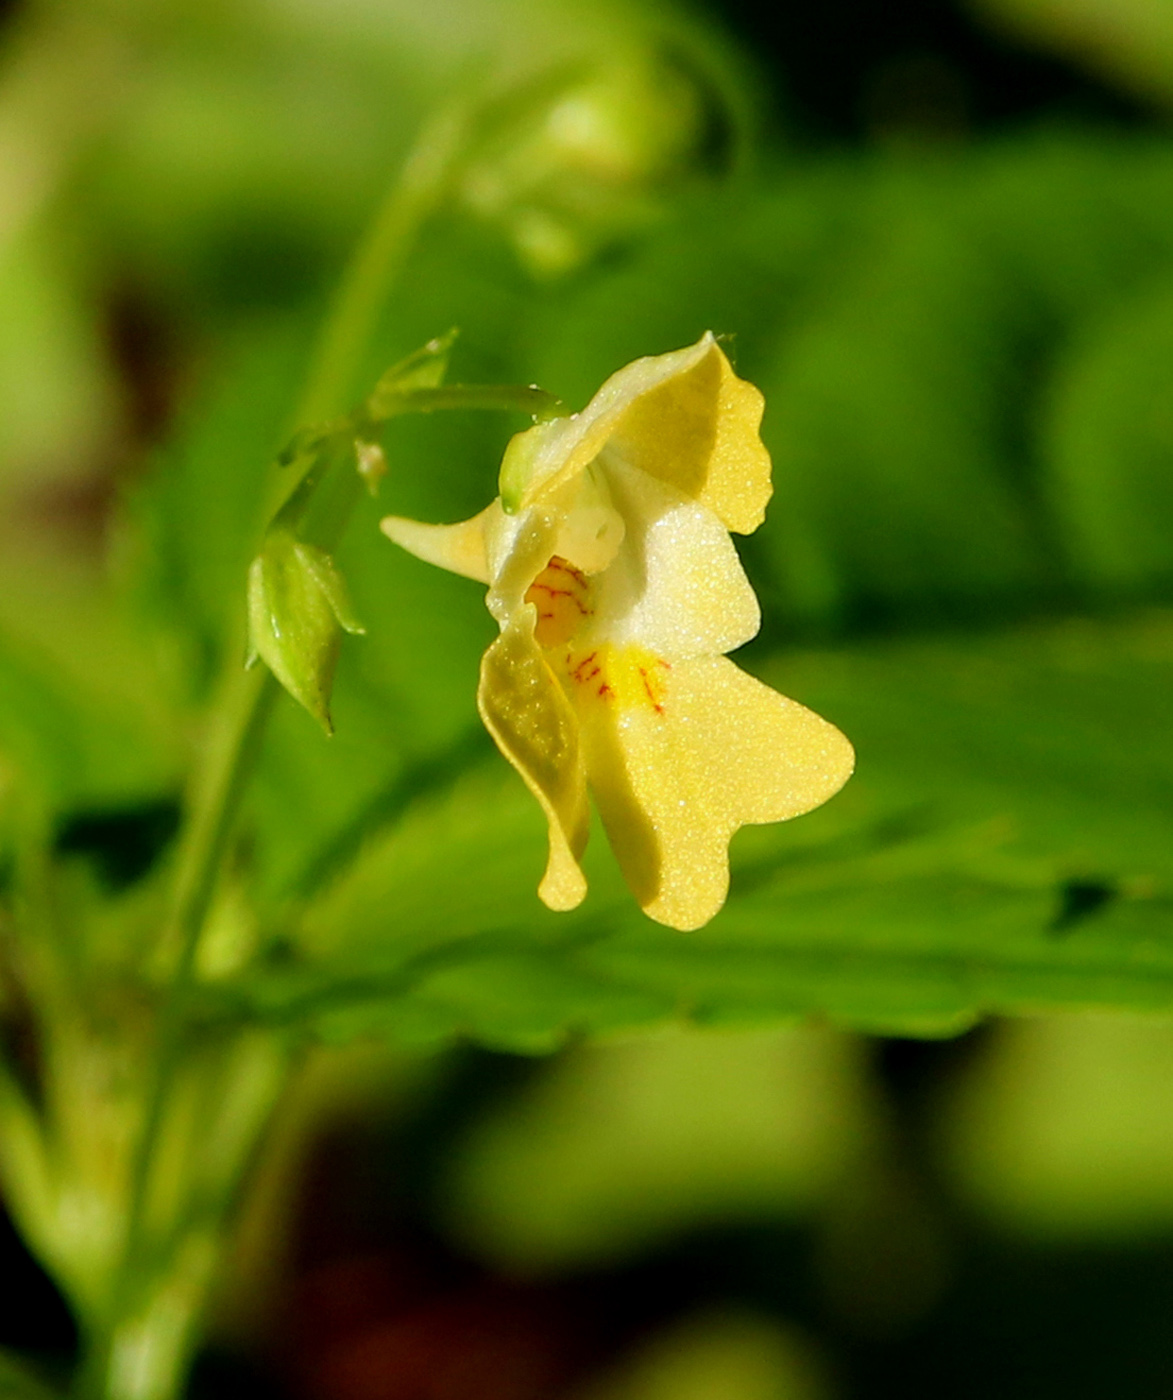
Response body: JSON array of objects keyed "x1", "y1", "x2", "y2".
[{"x1": 500, "y1": 333, "x2": 772, "y2": 535}]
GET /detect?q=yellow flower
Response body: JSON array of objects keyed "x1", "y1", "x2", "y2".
[{"x1": 381, "y1": 334, "x2": 854, "y2": 930}]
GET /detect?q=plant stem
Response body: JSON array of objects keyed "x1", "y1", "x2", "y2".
[
  {"x1": 76, "y1": 106, "x2": 469, "y2": 1400},
  {"x1": 296, "y1": 102, "x2": 470, "y2": 427}
]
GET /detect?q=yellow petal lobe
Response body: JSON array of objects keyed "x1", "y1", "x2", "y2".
[
  {"x1": 577, "y1": 654, "x2": 854, "y2": 930},
  {"x1": 380, "y1": 504, "x2": 496, "y2": 583},
  {"x1": 606, "y1": 336, "x2": 772, "y2": 535},
  {"x1": 478, "y1": 610, "x2": 590, "y2": 911}
]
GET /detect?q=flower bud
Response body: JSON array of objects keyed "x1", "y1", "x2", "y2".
[
  {"x1": 247, "y1": 530, "x2": 364, "y2": 733},
  {"x1": 460, "y1": 50, "x2": 736, "y2": 277}
]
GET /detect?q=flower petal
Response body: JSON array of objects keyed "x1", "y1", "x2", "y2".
[
  {"x1": 580, "y1": 655, "x2": 854, "y2": 930},
  {"x1": 606, "y1": 335, "x2": 773, "y2": 536},
  {"x1": 504, "y1": 334, "x2": 772, "y2": 535},
  {"x1": 589, "y1": 455, "x2": 760, "y2": 661},
  {"x1": 478, "y1": 609, "x2": 590, "y2": 911},
  {"x1": 380, "y1": 503, "x2": 496, "y2": 583}
]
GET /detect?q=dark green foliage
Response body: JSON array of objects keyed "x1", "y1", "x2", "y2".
[
  {"x1": 15, "y1": 129, "x2": 1173, "y2": 1038},
  {"x1": 222, "y1": 610, "x2": 1173, "y2": 1049}
]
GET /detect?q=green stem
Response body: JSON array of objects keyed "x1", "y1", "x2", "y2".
[
  {"x1": 115, "y1": 662, "x2": 277, "y2": 1272},
  {"x1": 296, "y1": 102, "x2": 470, "y2": 426},
  {"x1": 371, "y1": 383, "x2": 570, "y2": 421},
  {"x1": 75, "y1": 105, "x2": 468, "y2": 1400}
]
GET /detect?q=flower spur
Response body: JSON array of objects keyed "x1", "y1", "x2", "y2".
[{"x1": 381, "y1": 333, "x2": 854, "y2": 930}]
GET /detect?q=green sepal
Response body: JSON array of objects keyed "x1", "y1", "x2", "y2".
[
  {"x1": 295, "y1": 541, "x2": 366, "y2": 637},
  {"x1": 272, "y1": 330, "x2": 566, "y2": 522},
  {"x1": 369, "y1": 327, "x2": 458, "y2": 399},
  {"x1": 499, "y1": 424, "x2": 542, "y2": 514},
  {"x1": 247, "y1": 531, "x2": 364, "y2": 734}
]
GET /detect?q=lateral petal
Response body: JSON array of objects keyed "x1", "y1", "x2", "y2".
[
  {"x1": 478, "y1": 609, "x2": 590, "y2": 911},
  {"x1": 380, "y1": 503, "x2": 497, "y2": 583},
  {"x1": 590, "y1": 455, "x2": 760, "y2": 662},
  {"x1": 580, "y1": 655, "x2": 854, "y2": 930}
]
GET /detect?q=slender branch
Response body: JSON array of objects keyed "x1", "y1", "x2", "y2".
[
  {"x1": 295, "y1": 103, "x2": 471, "y2": 427},
  {"x1": 81, "y1": 105, "x2": 472, "y2": 1400},
  {"x1": 111, "y1": 665, "x2": 277, "y2": 1302},
  {"x1": 368, "y1": 383, "x2": 569, "y2": 421}
]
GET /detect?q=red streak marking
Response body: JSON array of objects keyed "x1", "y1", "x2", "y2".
[
  {"x1": 639, "y1": 666, "x2": 665, "y2": 714},
  {"x1": 548, "y1": 558, "x2": 587, "y2": 585},
  {"x1": 530, "y1": 582, "x2": 591, "y2": 614},
  {"x1": 597, "y1": 683, "x2": 613, "y2": 698}
]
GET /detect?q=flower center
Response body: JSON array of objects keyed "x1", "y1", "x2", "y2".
[
  {"x1": 525, "y1": 555, "x2": 594, "y2": 648},
  {"x1": 525, "y1": 554, "x2": 672, "y2": 716},
  {"x1": 566, "y1": 642, "x2": 671, "y2": 714}
]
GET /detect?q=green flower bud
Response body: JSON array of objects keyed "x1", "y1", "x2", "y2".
[
  {"x1": 247, "y1": 530, "x2": 364, "y2": 734},
  {"x1": 460, "y1": 50, "x2": 737, "y2": 278},
  {"x1": 365, "y1": 329, "x2": 457, "y2": 417}
]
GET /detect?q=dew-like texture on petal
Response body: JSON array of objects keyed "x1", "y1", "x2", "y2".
[
  {"x1": 580, "y1": 656, "x2": 855, "y2": 930},
  {"x1": 592, "y1": 456, "x2": 760, "y2": 661},
  {"x1": 505, "y1": 334, "x2": 771, "y2": 535},
  {"x1": 380, "y1": 504, "x2": 495, "y2": 583},
  {"x1": 478, "y1": 609, "x2": 590, "y2": 911}
]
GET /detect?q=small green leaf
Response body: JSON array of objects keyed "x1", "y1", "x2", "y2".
[
  {"x1": 247, "y1": 531, "x2": 363, "y2": 733},
  {"x1": 366, "y1": 328, "x2": 458, "y2": 415}
]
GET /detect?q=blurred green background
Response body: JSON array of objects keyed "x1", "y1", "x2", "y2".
[{"x1": 6, "y1": 0, "x2": 1173, "y2": 1396}]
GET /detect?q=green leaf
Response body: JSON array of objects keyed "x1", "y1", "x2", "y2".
[
  {"x1": 221, "y1": 609, "x2": 1173, "y2": 1050},
  {"x1": 0, "y1": 623, "x2": 178, "y2": 813},
  {"x1": 366, "y1": 328, "x2": 458, "y2": 407},
  {"x1": 971, "y1": 0, "x2": 1173, "y2": 109},
  {"x1": 127, "y1": 318, "x2": 314, "y2": 687},
  {"x1": 1042, "y1": 273, "x2": 1173, "y2": 596}
]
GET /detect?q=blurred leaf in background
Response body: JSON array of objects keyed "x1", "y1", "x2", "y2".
[
  {"x1": 440, "y1": 1027, "x2": 875, "y2": 1272},
  {"x1": 969, "y1": 0, "x2": 1173, "y2": 109},
  {"x1": 940, "y1": 1014, "x2": 1173, "y2": 1238},
  {"x1": 576, "y1": 1311, "x2": 828, "y2": 1400},
  {"x1": 7, "y1": 0, "x2": 1173, "y2": 1393}
]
